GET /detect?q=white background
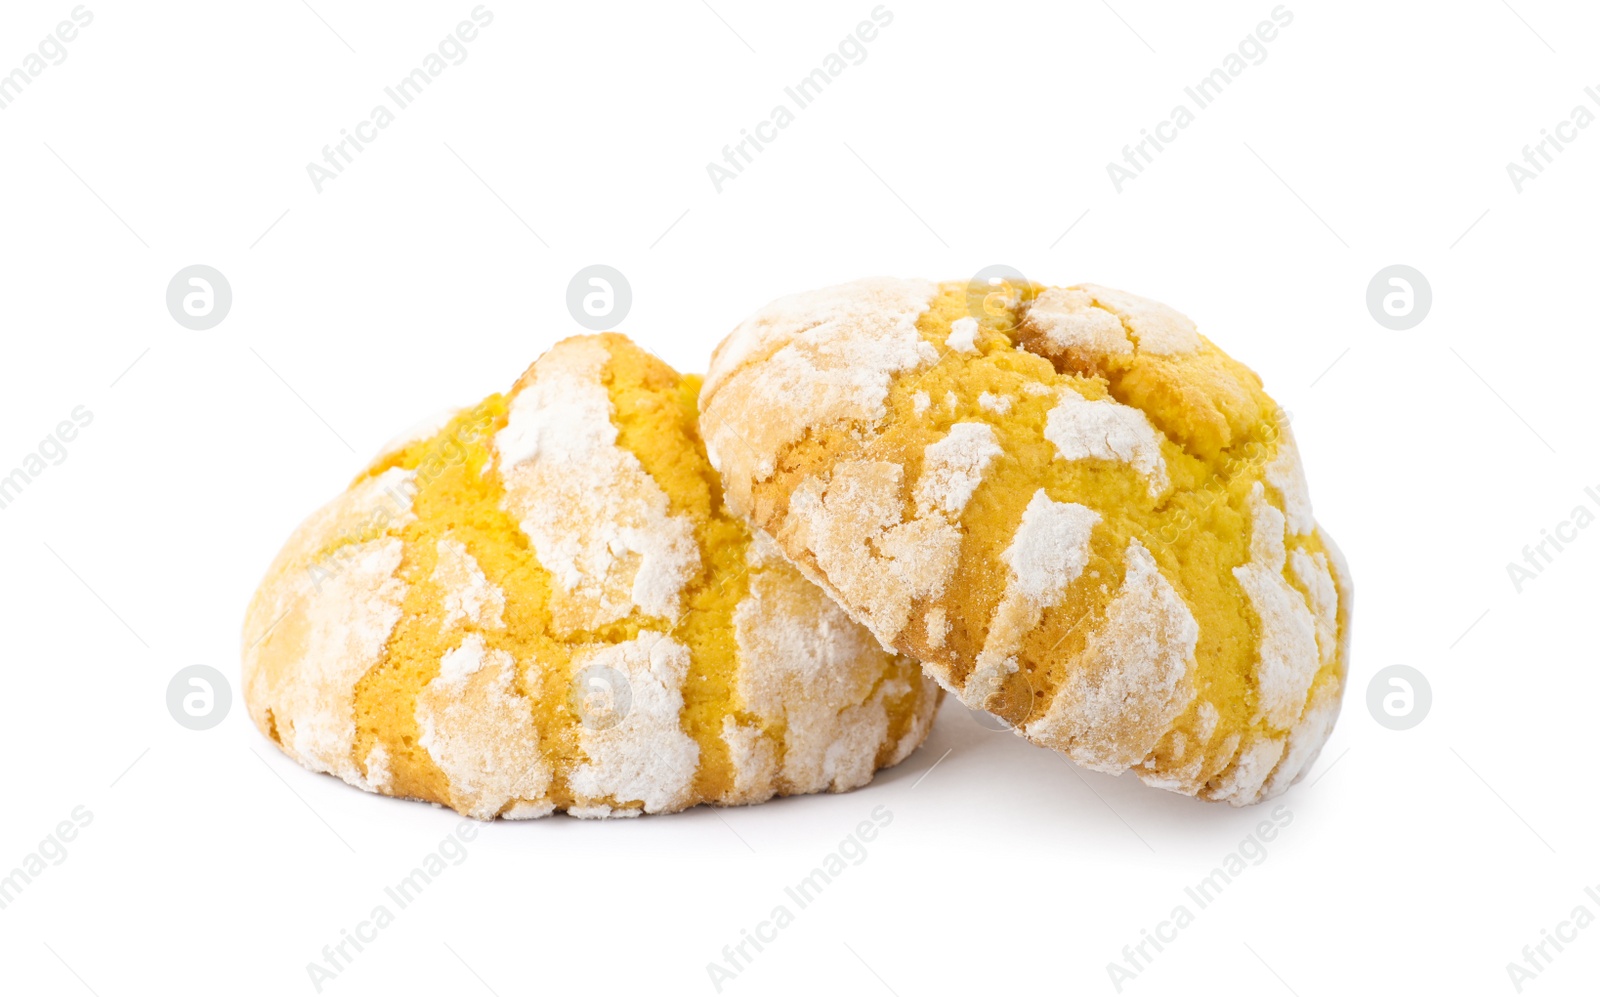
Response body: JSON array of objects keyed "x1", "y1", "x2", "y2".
[{"x1": 1, "y1": 1, "x2": 1596, "y2": 994}]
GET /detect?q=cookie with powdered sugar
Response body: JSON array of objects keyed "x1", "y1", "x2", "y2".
[
  {"x1": 699, "y1": 279, "x2": 1352, "y2": 806},
  {"x1": 241, "y1": 333, "x2": 941, "y2": 819}
]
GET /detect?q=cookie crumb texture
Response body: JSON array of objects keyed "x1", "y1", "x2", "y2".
[
  {"x1": 700, "y1": 279, "x2": 1352, "y2": 806},
  {"x1": 241, "y1": 334, "x2": 940, "y2": 819}
]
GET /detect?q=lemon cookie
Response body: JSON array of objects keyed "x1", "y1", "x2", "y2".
[
  {"x1": 699, "y1": 279, "x2": 1351, "y2": 806},
  {"x1": 241, "y1": 333, "x2": 940, "y2": 819}
]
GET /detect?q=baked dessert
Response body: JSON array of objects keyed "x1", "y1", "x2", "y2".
[
  {"x1": 698, "y1": 278, "x2": 1351, "y2": 805},
  {"x1": 242, "y1": 333, "x2": 940, "y2": 819}
]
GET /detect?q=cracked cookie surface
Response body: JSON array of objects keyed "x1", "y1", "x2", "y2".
[
  {"x1": 242, "y1": 333, "x2": 940, "y2": 819},
  {"x1": 700, "y1": 279, "x2": 1351, "y2": 806}
]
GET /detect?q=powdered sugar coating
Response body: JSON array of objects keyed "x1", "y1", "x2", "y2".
[
  {"x1": 359, "y1": 743, "x2": 392, "y2": 794},
  {"x1": 495, "y1": 337, "x2": 700, "y2": 634},
  {"x1": 1028, "y1": 540, "x2": 1198, "y2": 772},
  {"x1": 700, "y1": 277, "x2": 940, "y2": 515},
  {"x1": 1290, "y1": 548, "x2": 1339, "y2": 664},
  {"x1": 433, "y1": 536, "x2": 506, "y2": 630},
  {"x1": 1234, "y1": 483, "x2": 1321, "y2": 729},
  {"x1": 257, "y1": 536, "x2": 406, "y2": 782},
  {"x1": 1045, "y1": 388, "x2": 1170, "y2": 497},
  {"x1": 721, "y1": 717, "x2": 780, "y2": 803},
  {"x1": 965, "y1": 491, "x2": 1100, "y2": 707},
  {"x1": 1022, "y1": 287, "x2": 1131, "y2": 357},
  {"x1": 416, "y1": 634, "x2": 554, "y2": 819},
  {"x1": 1265, "y1": 427, "x2": 1315, "y2": 536},
  {"x1": 946, "y1": 316, "x2": 980, "y2": 353},
  {"x1": 978, "y1": 391, "x2": 1012, "y2": 415},
  {"x1": 568, "y1": 632, "x2": 700, "y2": 815},
  {"x1": 913, "y1": 422, "x2": 1004, "y2": 518},
  {"x1": 732, "y1": 563, "x2": 877, "y2": 790},
  {"x1": 729, "y1": 560, "x2": 942, "y2": 796},
  {"x1": 1003, "y1": 490, "x2": 1101, "y2": 602},
  {"x1": 240, "y1": 467, "x2": 419, "y2": 785},
  {"x1": 820, "y1": 691, "x2": 893, "y2": 790},
  {"x1": 1205, "y1": 733, "x2": 1287, "y2": 805},
  {"x1": 780, "y1": 460, "x2": 962, "y2": 646},
  {"x1": 1258, "y1": 677, "x2": 1342, "y2": 801},
  {"x1": 1076, "y1": 284, "x2": 1202, "y2": 355}
]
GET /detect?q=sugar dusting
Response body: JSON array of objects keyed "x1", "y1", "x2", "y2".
[
  {"x1": 699, "y1": 277, "x2": 940, "y2": 515},
  {"x1": 1233, "y1": 483, "x2": 1321, "y2": 729},
  {"x1": 1289, "y1": 548, "x2": 1339, "y2": 666},
  {"x1": 1001, "y1": 490, "x2": 1101, "y2": 603},
  {"x1": 912, "y1": 422, "x2": 1003, "y2": 518},
  {"x1": 1027, "y1": 539, "x2": 1198, "y2": 772},
  {"x1": 240, "y1": 466, "x2": 423, "y2": 788},
  {"x1": 965, "y1": 490, "x2": 1099, "y2": 707},
  {"x1": 1204, "y1": 733, "x2": 1287, "y2": 805},
  {"x1": 568, "y1": 632, "x2": 700, "y2": 814},
  {"x1": 978, "y1": 391, "x2": 1012, "y2": 415},
  {"x1": 433, "y1": 536, "x2": 506, "y2": 630},
  {"x1": 494, "y1": 337, "x2": 700, "y2": 634},
  {"x1": 245, "y1": 534, "x2": 408, "y2": 785},
  {"x1": 779, "y1": 460, "x2": 962, "y2": 646},
  {"x1": 1265, "y1": 428, "x2": 1315, "y2": 536},
  {"x1": 721, "y1": 717, "x2": 780, "y2": 804},
  {"x1": 731, "y1": 558, "x2": 911, "y2": 794},
  {"x1": 359, "y1": 743, "x2": 393, "y2": 794},
  {"x1": 1260, "y1": 678, "x2": 1342, "y2": 800},
  {"x1": 416, "y1": 634, "x2": 554, "y2": 820},
  {"x1": 946, "y1": 316, "x2": 980, "y2": 353},
  {"x1": 1076, "y1": 284, "x2": 1202, "y2": 355},
  {"x1": 1021, "y1": 287, "x2": 1131, "y2": 357},
  {"x1": 1044, "y1": 388, "x2": 1170, "y2": 497}
]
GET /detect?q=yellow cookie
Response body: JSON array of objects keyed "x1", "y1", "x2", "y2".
[
  {"x1": 700, "y1": 279, "x2": 1352, "y2": 805},
  {"x1": 241, "y1": 333, "x2": 940, "y2": 819}
]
